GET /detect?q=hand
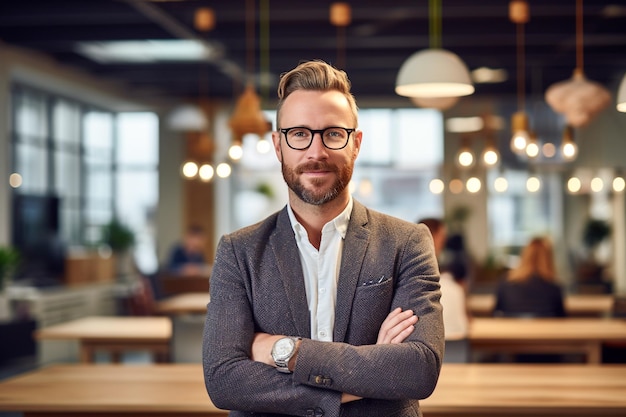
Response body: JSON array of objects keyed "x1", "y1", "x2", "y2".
[
  {"x1": 251, "y1": 332, "x2": 282, "y2": 366},
  {"x1": 376, "y1": 307, "x2": 418, "y2": 344}
]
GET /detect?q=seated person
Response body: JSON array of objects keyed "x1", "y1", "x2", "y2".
[
  {"x1": 166, "y1": 225, "x2": 210, "y2": 276},
  {"x1": 494, "y1": 236, "x2": 565, "y2": 318}
]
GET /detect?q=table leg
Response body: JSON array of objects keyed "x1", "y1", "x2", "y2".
[{"x1": 79, "y1": 345, "x2": 94, "y2": 363}]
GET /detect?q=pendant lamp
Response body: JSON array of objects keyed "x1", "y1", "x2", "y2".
[
  {"x1": 616, "y1": 72, "x2": 626, "y2": 112},
  {"x1": 509, "y1": 0, "x2": 531, "y2": 155},
  {"x1": 395, "y1": 0, "x2": 473, "y2": 100},
  {"x1": 545, "y1": 0, "x2": 611, "y2": 127},
  {"x1": 228, "y1": 0, "x2": 271, "y2": 159}
]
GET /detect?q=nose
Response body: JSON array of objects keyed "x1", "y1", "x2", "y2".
[{"x1": 306, "y1": 132, "x2": 329, "y2": 158}]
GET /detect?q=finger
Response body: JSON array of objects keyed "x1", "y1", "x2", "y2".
[
  {"x1": 378, "y1": 313, "x2": 418, "y2": 344},
  {"x1": 384, "y1": 314, "x2": 418, "y2": 343}
]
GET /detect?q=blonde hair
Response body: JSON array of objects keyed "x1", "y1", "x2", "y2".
[
  {"x1": 508, "y1": 237, "x2": 557, "y2": 282},
  {"x1": 276, "y1": 60, "x2": 358, "y2": 127}
]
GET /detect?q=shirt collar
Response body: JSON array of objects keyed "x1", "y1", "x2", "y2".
[{"x1": 287, "y1": 196, "x2": 353, "y2": 240}]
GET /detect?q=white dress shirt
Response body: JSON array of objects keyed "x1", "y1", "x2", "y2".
[{"x1": 287, "y1": 197, "x2": 352, "y2": 341}]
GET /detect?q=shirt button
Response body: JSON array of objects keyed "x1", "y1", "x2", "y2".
[
  {"x1": 319, "y1": 287, "x2": 326, "y2": 293},
  {"x1": 319, "y1": 330, "x2": 327, "y2": 338}
]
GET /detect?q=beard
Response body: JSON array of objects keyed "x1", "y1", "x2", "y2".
[{"x1": 281, "y1": 160, "x2": 354, "y2": 206}]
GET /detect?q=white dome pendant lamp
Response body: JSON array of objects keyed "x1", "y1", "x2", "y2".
[{"x1": 395, "y1": 0, "x2": 474, "y2": 99}]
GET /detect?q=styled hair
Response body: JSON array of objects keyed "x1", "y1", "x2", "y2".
[
  {"x1": 508, "y1": 237, "x2": 557, "y2": 282},
  {"x1": 419, "y1": 217, "x2": 444, "y2": 237},
  {"x1": 276, "y1": 60, "x2": 358, "y2": 127}
]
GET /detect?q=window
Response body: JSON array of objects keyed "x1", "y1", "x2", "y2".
[{"x1": 10, "y1": 85, "x2": 159, "y2": 276}]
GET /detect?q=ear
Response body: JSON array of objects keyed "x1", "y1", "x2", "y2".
[
  {"x1": 353, "y1": 129, "x2": 363, "y2": 156},
  {"x1": 272, "y1": 130, "x2": 282, "y2": 162}
]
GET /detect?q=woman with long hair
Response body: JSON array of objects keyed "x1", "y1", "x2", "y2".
[{"x1": 494, "y1": 237, "x2": 566, "y2": 318}]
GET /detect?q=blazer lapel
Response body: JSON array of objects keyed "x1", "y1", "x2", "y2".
[
  {"x1": 333, "y1": 201, "x2": 370, "y2": 342},
  {"x1": 269, "y1": 208, "x2": 311, "y2": 337}
]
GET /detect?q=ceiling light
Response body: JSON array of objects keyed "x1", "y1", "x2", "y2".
[
  {"x1": 471, "y1": 67, "x2": 508, "y2": 84},
  {"x1": 590, "y1": 177, "x2": 604, "y2": 193},
  {"x1": 181, "y1": 161, "x2": 199, "y2": 178},
  {"x1": 411, "y1": 96, "x2": 459, "y2": 111},
  {"x1": 525, "y1": 131, "x2": 540, "y2": 158},
  {"x1": 167, "y1": 104, "x2": 209, "y2": 132},
  {"x1": 526, "y1": 176, "x2": 541, "y2": 193},
  {"x1": 396, "y1": 49, "x2": 474, "y2": 98},
  {"x1": 494, "y1": 176, "x2": 508, "y2": 193},
  {"x1": 567, "y1": 176, "x2": 582, "y2": 193},
  {"x1": 194, "y1": 7, "x2": 215, "y2": 32},
  {"x1": 613, "y1": 176, "x2": 626, "y2": 192},
  {"x1": 561, "y1": 125, "x2": 578, "y2": 161},
  {"x1": 510, "y1": 111, "x2": 530, "y2": 154},
  {"x1": 466, "y1": 177, "x2": 482, "y2": 193},
  {"x1": 445, "y1": 116, "x2": 484, "y2": 133},
  {"x1": 429, "y1": 178, "x2": 445, "y2": 194},
  {"x1": 216, "y1": 162, "x2": 232, "y2": 178},
  {"x1": 545, "y1": 0, "x2": 611, "y2": 126},
  {"x1": 77, "y1": 39, "x2": 216, "y2": 63},
  {"x1": 198, "y1": 164, "x2": 215, "y2": 182},
  {"x1": 617, "y1": 72, "x2": 626, "y2": 112},
  {"x1": 396, "y1": 0, "x2": 473, "y2": 99}
]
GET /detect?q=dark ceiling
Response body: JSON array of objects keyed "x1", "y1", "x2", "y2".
[{"x1": 1, "y1": 0, "x2": 625, "y2": 106}]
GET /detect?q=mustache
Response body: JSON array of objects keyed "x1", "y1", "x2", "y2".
[{"x1": 295, "y1": 162, "x2": 337, "y2": 175}]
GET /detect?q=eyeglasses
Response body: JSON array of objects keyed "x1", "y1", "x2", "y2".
[{"x1": 279, "y1": 126, "x2": 355, "y2": 150}]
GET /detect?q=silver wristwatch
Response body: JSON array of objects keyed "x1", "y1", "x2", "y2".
[{"x1": 271, "y1": 336, "x2": 300, "y2": 373}]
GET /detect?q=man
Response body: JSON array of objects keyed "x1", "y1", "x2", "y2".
[
  {"x1": 166, "y1": 224, "x2": 210, "y2": 276},
  {"x1": 203, "y1": 60, "x2": 443, "y2": 417}
]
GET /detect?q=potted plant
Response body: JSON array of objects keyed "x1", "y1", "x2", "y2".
[
  {"x1": 578, "y1": 218, "x2": 611, "y2": 289},
  {"x1": 0, "y1": 246, "x2": 20, "y2": 290},
  {"x1": 102, "y1": 218, "x2": 135, "y2": 253},
  {"x1": 101, "y1": 219, "x2": 135, "y2": 279},
  {"x1": 0, "y1": 246, "x2": 20, "y2": 320}
]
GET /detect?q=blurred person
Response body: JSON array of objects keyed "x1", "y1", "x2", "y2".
[
  {"x1": 203, "y1": 60, "x2": 443, "y2": 417},
  {"x1": 420, "y1": 218, "x2": 470, "y2": 362},
  {"x1": 166, "y1": 224, "x2": 210, "y2": 276},
  {"x1": 493, "y1": 237, "x2": 566, "y2": 318}
]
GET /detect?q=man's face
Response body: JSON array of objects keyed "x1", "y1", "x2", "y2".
[{"x1": 272, "y1": 90, "x2": 362, "y2": 206}]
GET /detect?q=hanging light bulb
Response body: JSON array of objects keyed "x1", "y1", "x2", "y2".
[
  {"x1": 216, "y1": 162, "x2": 232, "y2": 178},
  {"x1": 510, "y1": 111, "x2": 530, "y2": 154},
  {"x1": 456, "y1": 137, "x2": 475, "y2": 168},
  {"x1": 181, "y1": 161, "x2": 199, "y2": 178},
  {"x1": 494, "y1": 176, "x2": 508, "y2": 193},
  {"x1": 561, "y1": 125, "x2": 578, "y2": 161},
  {"x1": 590, "y1": 177, "x2": 604, "y2": 193},
  {"x1": 482, "y1": 135, "x2": 500, "y2": 167},
  {"x1": 429, "y1": 178, "x2": 445, "y2": 194},
  {"x1": 567, "y1": 176, "x2": 582, "y2": 193},
  {"x1": 198, "y1": 164, "x2": 214, "y2": 182},
  {"x1": 466, "y1": 177, "x2": 482, "y2": 193},
  {"x1": 613, "y1": 176, "x2": 626, "y2": 192},
  {"x1": 526, "y1": 176, "x2": 541, "y2": 192},
  {"x1": 525, "y1": 130, "x2": 540, "y2": 158},
  {"x1": 228, "y1": 142, "x2": 244, "y2": 160}
]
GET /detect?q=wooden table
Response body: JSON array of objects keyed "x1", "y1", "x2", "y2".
[
  {"x1": 156, "y1": 292, "x2": 210, "y2": 315},
  {"x1": 468, "y1": 294, "x2": 614, "y2": 317},
  {"x1": 1, "y1": 364, "x2": 625, "y2": 417},
  {"x1": 469, "y1": 317, "x2": 626, "y2": 364},
  {"x1": 34, "y1": 316, "x2": 172, "y2": 363}
]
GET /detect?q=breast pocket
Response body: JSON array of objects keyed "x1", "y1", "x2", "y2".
[{"x1": 347, "y1": 275, "x2": 395, "y2": 344}]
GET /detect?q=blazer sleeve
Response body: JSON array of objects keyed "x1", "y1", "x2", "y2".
[
  {"x1": 292, "y1": 223, "x2": 444, "y2": 400},
  {"x1": 203, "y1": 233, "x2": 343, "y2": 417}
]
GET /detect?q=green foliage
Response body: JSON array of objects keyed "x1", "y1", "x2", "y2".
[
  {"x1": 0, "y1": 246, "x2": 21, "y2": 289},
  {"x1": 582, "y1": 218, "x2": 611, "y2": 250},
  {"x1": 102, "y1": 219, "x2": 135, "y2": 252}
]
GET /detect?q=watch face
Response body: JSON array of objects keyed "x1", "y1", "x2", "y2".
[{"x1": 273, "y1": 337, "x2": 295, "y2": 360}]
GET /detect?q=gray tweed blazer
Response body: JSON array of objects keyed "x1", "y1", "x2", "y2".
[{"x1": 203, "y1": 200, "x2": 444, "y2": 417}]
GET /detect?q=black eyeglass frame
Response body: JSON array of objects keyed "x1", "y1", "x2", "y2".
[{"x1": 279, "y1": 126, "x2": 356, "y2": 150}]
